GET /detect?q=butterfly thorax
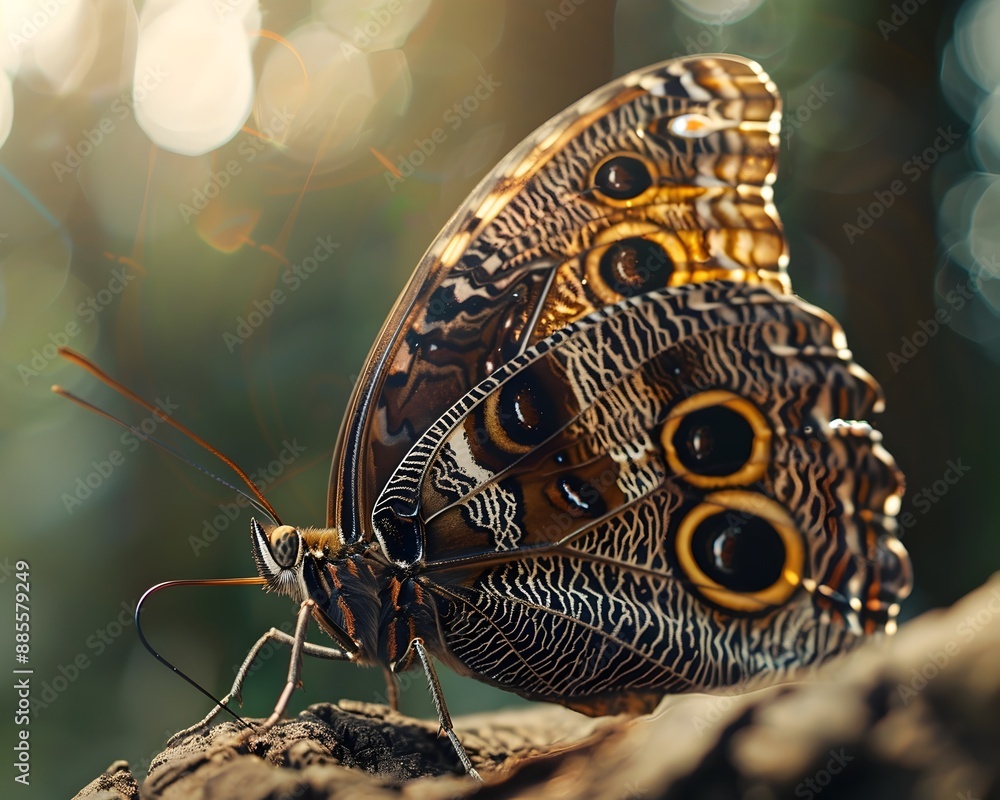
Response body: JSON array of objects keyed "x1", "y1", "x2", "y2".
[{"x1": 249, "y1": 518, "x2": 442, "y2": 670}]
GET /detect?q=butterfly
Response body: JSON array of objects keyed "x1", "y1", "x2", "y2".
[{"x1": 62, "y1": 54, "x2": 912, "y2": 779}]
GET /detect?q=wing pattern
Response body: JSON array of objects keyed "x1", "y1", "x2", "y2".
[
  {"x1": 320, "y1": 55, "x2": 911, "y2": 712},
  {"x1": 370, "y1": 282, "x2": 908, "y2": 709},
  {"x1": 331, "y1": 55, "x2": 787, "y2": 542}
]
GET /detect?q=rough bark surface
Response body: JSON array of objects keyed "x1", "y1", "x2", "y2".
[{"x1": 75, "y1": 575, "x2": 1000, "y2": 800}]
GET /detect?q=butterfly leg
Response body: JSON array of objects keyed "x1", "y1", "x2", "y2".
[
  {"x1": 255, "y1": 598, "x2": 348, "y2": 731},
  {"x1": 382, "y1": 667, "x2": 401, "y2": 711},
  {"x1": 169, "y1": 599, "x2": 349, "y2": 743},
  {"x1": 400, "y1": 636, "x2": 482, "y2": 781}
]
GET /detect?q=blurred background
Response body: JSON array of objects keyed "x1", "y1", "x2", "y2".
[{"x1": 0, "y1": 0, "x2": 995, "y2": 796}]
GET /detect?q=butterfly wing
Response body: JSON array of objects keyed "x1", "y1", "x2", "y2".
[
  {"x1": 330, "y1": 55, "x2": 787, "y2": 546},
  {"x1": 330, "y1": 54, "x2": 911, "y2": 711},
  {"x1": 371, "y1": 281, "x2": 910, "y2": 711}
]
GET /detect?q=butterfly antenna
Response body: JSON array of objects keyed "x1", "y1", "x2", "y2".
[
  {"x1": 52, "y1": 384, "x2": 279, "y2": 524},
  {"x1": 136, "y1": 578, "x2": 267, "y2": 729},
  {"x1": 53, "y1": 347, "x2": 282, "y2": 524}
]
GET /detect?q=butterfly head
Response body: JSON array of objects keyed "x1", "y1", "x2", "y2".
[
  {"x1": 250, "y1": 519, "x2": 346, "y2": 601},
  {"x1": 250, "y1": 519, "x2": 305, "y2": 599}
]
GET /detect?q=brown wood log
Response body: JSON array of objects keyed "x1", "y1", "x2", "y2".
[{"x1": 75, "y1": 575, "x2": 1000, "y2": 799}]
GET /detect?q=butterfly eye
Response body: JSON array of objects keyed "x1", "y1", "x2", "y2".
[
  {"x1": 250, "y1": 520, "x2": 304, "y2": 600},
  {"x1": 662, "y1": 390, "x2": 771, "y2": 488},
  {"x1": 269, "y1": 525, "x2": 302, "y2": 569},
  {"x1": 591, "y1": 154, "x2": 656, "y2": 202},
  {"x1": 675, "y1": 491, "x2": 804, "y2": 612}
]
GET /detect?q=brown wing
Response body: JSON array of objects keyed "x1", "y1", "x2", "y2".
[{"x1": 329, "y1": 55, "x2": 787, "y2": 544}]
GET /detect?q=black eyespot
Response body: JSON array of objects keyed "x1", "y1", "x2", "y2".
[
  {"x1": 690, "y1": 514, "x2": 786, "y2": 594},
  {"x1": 494, "y1": 371, "x2": 558, "y2": 449},
  {"x1": 672, "y1": 405, "x2": 755, "y2": 477},
  {"x1": 674, "y1": 492, "x2": 804, "y2": 612},
  {"x1": 597, "y1": 237, "x2": 672, "y2": 297},
  {"x1": 661, "y1": 392, "x2": 772, "y2": 489},
  {"x1": 546, "y1": 474, "x2": 607, "y2": 518},
  {"x1": 593, "y1": 155, "x2": 653, "y2": 200}
]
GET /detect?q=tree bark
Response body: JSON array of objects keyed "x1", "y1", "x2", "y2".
[{"x1": 75, "y1": 575, "x2": 1000, "y2": 800}]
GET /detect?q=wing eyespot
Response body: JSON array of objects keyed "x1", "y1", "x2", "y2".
[
  {"x1": 586, "y1": 236, "x2": 675, "y2": 304},
  {"x1": 482, "y1": 370, "x2": 560, "y2": 455},
  {"x1": 590, "y1": 153, "x2": 658, "y2": 204},
  {"x1": 675, "y1": 491, "x2": 804, "y2": 613},
  {"x1": 544, "y1": 473, "x2": 608, "y2": 519},
  {"x1": 661, "y1": 390, "x2": 771, "y2": 488}
]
